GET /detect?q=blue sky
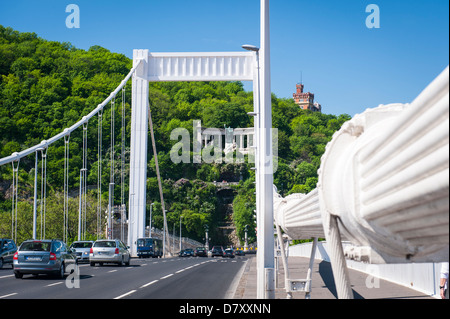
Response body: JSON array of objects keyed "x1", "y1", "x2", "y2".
[{"x1": 0, "y1": 0, "x2": 448, "y2": 117}]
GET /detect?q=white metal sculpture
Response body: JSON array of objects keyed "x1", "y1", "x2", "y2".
[
  {"x1": 273, "y1": 188, "x2": 324, "y2": 240},
  {"x1": 129, "y1": 3, "x2": 275, "y2": 298},
  {"x1": 319, "y1": 66, "x2": 449, "y2": 265},
  {"x1": 128, "y1": 50, "x2": 259, "y2": 258},
  {"x1": 273, "y1": 65, "x2": 449, "y2": 299},
  {"x1": 147, "y1": 52, "x2": 254, "y2": 82},
  {"x1": 129, "y1": 43, "x2": 276, "y2": 298}
]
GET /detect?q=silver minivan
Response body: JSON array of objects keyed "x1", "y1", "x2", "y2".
[{"x1": 89, "y1": 239, "x2": 131, "y2": 267}]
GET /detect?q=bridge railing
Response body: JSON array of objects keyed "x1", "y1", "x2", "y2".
[{"x1": 273, "y1": 66, "x2": 449, "y2": 298}]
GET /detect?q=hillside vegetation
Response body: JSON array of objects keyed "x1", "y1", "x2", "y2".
[{"x1": 0, "y1": 25, "x2": 351, "y2": 245}]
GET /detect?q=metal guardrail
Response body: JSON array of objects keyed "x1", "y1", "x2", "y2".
[{"x1": 148, "y1": 227, "x2": 204, "y2": 252}]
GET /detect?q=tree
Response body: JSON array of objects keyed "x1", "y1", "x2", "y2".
[{"x1": 0, "y1": 26, "x2": 353, "y2": 247}]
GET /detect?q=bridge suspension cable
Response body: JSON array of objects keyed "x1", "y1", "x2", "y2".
[
  {"x1": 63, "y1": 134, "x2": 70, "y2": 243},
  {"x1": 0, "y1": 60, "x2": 143, "y2": 243},
  {"x1": 97, "y1": 109, "x2": 103, "y2": 240},
  {"x1": 78, "y1": 122, "x2": 88, "y2": 241},
  {"x1": 120, "y1": 87, "x2": 126, "y2": 242},
  {"x1": 39, "y1": 147, "x2": 48, "y2": 240},
  {"x1": 11, "y1": 160, "x2": 19, "y2": 243},
  {"x1": 108, "y1": 97, "x2": 115, "y2": 239},
  {"x1": 0, "y1": 60, "x2": 142, "y2": 167},
  {"x1": 148, "y1": 103, "x2": 171, "y2": 256}
]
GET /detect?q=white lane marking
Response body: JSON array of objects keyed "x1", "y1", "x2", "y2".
[
  {"x1": 160, "y1": 274, "x2": 174, "y2": 280},
  {"x1": 114, "y1": 290, "x2": 137, "y2": 299},
  {"x1": 140, "y1": 280, "x2": 159, "y2": 288},
  {"x1": 134, "y1": 258, "x2": 218, "y2": 293},
  {"x1": 0, "y1": 274, "x2": 14, "y2": 279},
  {"x1": 46, "y1": 282, "x2": 63, "y2": 287},
  {"x1": 108, "y1": 270, "x2": 117, "y2": 273},
  {"x1": 0, "y1": 293, "x2": 17, "y2": 299}
]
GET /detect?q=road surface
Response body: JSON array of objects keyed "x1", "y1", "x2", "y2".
[{"x1": 0, "y1": 256, "x2": 249, "y2": 299}]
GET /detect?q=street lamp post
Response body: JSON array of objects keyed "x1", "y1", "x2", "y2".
[
  {"x1": 244, "y1": 225, "x2": 249, "y2": 252},
  {"x1": 173, "y1": 223, "x2": 175, "y2": 252},
  {"x1": 243, "y1": 0, "x2": 275, "y2": 299},
  {"x1": 204, "y1": 225, "x2": 209, "y2": 251},
  {"x1": 163, "y1": 209, "x2": 167, "y2": 257},
  {"x1": 149, "y1": 203, "x2": 154, "y2": 237},
  {"x1": 179, "y1": 215, "x2": 183, "y2": 252},
  {"x1": 259, "y1": 0, "x2": 275, "y2": 300}
]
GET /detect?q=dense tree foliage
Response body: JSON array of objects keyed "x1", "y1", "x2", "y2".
[{"x1": 0, "y1": 26, "x2": 351, "y2": 246}]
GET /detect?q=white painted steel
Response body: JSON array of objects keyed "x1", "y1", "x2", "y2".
[
  {"x1": 318, "y1": 66, "x2": 449, "y2": 264},
  {"x1": 256, "y1": 0, "x2": 275, "y2": 300},
  {"x1": 128, "y1": 50, "x2": 259, "y2": 257},
  {"x1": 147, "y1": 52, "x2": 254, "y2": 82},
  {"x1": 273, "y1": 66, "x2": 448, "y2": 298},
  {"x1": 128, "y1": 50, "x2": 149, "y2": 256},
  {"x1": 273, "y1": 188, "x2": 324, "y2": 240}
]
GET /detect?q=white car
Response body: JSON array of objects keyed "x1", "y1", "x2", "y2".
[
  {"x1": 89, "y1": 239, "x2": 131, "y2": 267},
  {"x1": 69, "y1": 241, "x2": 93, "y2": 263}
]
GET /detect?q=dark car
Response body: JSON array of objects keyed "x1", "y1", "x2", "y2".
[
  {"x1": 0, "y1": 239, "x2": 17, "y2": 269},
  {"x1": 211, "y1": 246, "x2": 224, "y2": 257},
  {"x1": 223, "y1": 248, "x2": 235, "y2": 258},
  {"x1": 179, "y1": 248, "x2": 194, "y2": 257},
  {"x1": 194, "y1": 247, "x2": 207, "y2": 257},
  {"x1": 235, "y1": 249, "x2": 245, "y2": 256},
  {"x1": 13, "y1": 239, "x2": 76, "y2": 279}
]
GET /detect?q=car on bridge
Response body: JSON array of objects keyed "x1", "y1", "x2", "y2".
[
  {"x1": 69, "y1": 241, "x2": 93, "y2": 263},
  {"x1": 89, "y1": 239, "x2": 131, "y2": 267},
  {"x1": 179, "y1": 248, "x2": 194, "y2": 257},
  {"x1": 136, "y1": 237, "x2": 163, "y2": 258},
  {"x1": 13, "y1": 239, "x2": 76, "y2": 279},
  {"x1": 223, "y1": 248, "x2": 235, "y2": 258},
  {"x1": 0, "y1": 238, "x2": 17, "y2": 269},
  {"x1": 210, "y1": 246, "x2": 224, "y2": 257},
  {"x1": 194, "y1": 247, "x2": 207, "y2": 257},
  {"x1": 235, "y1": 249, "x2": 245, "y2": 256}
]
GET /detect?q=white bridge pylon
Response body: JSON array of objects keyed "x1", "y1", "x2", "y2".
[{"x1": 128, "y1": 49, "x2": 260, "y2": 257}]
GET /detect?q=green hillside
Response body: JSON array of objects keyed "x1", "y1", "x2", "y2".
[{"x1": 0, "y1": 25, "x2": 351, "y2": 245}]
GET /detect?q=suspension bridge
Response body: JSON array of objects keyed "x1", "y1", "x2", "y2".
[{"x1": 0, "y1": 0, "x2": 448, "y2": 299}]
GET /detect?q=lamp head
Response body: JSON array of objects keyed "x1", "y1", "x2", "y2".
[{"x1": 242, "y1": 44, "x2": 260, "y2": 52}]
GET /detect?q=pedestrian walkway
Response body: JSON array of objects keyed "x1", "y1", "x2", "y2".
[{"x1": 233, "y1": 256, "x2": 435, "y2": 299}]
